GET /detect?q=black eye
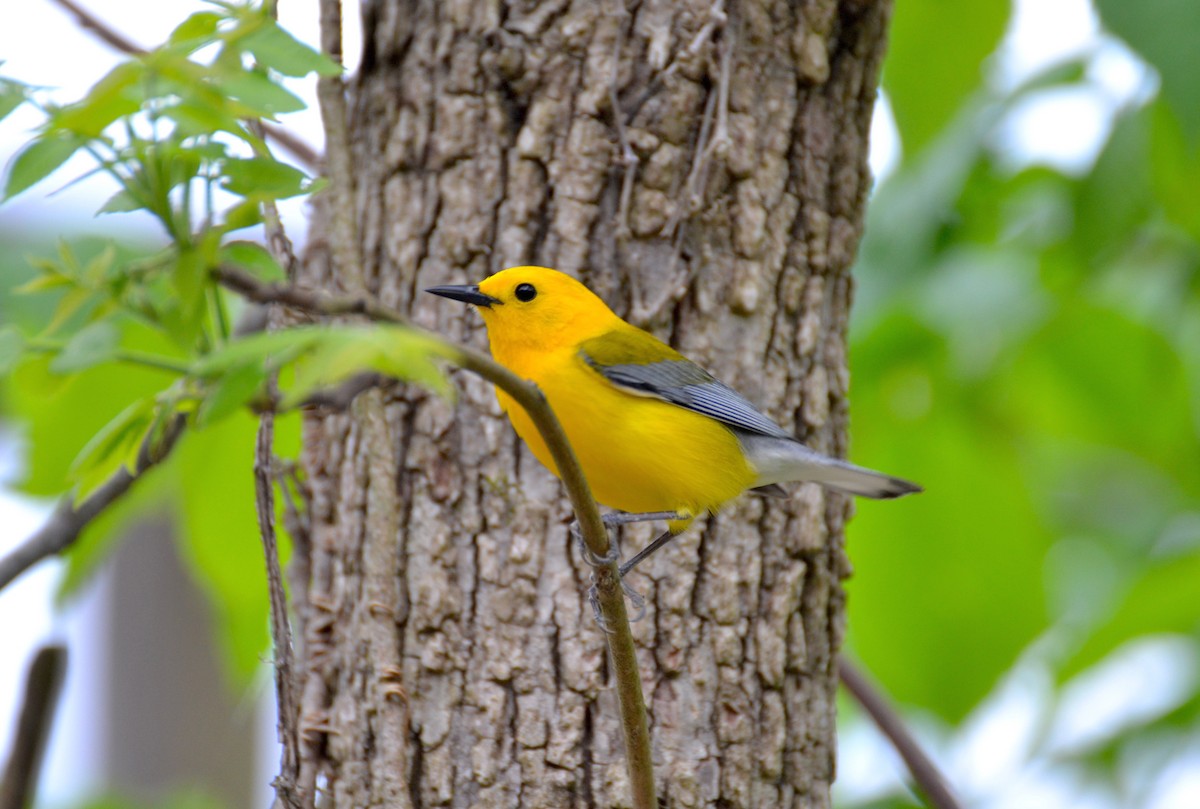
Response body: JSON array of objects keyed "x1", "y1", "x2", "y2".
[{"x1": 514, "y1": 283, "x2": 537, "y2": 302}]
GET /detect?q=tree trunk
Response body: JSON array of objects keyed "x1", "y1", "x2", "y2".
[{"x1": 294, "y1": 1, "x2": 890, "y2": 806}]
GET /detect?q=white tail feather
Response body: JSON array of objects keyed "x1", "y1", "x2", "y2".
[{"x1": 737, "y1": 433, "x2": 921, "y2": 500}]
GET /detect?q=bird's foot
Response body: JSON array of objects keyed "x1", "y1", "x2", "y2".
[
  {"x1": 571, "y1": 518, "x2": 649, "y2": 627},
  {"x1": 570, "y1": 519, "x2": 621, "y2": 568}
]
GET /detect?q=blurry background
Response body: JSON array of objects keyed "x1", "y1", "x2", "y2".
[{"x1": 1, "y1": 0, "x2": 1197, "y2": 807}]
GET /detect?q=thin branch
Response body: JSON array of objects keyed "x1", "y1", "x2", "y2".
[
  {"x1": 50, "y1": 0, "x2": 145, "y2": 55},
  {"x1": 0, "y1": 645, "x2": 67, "y2": 809},
  {"x1": 216, "y1": 266, "x2": 405, "y2": 324},
  {"x1": 0, "y1": 370, "x2": 382, "y2": 597},
  {"x1": 315, "y1": 0, "x2": 363, "y2": 290},
  {"x1": 0, "y1": 414, "x2": 186, "y2": 592},
  {"x1": 48, "y1": 0, "x2": 319, "y2": 173},
  {"x1": 622, "y1": 0, "x2": 726, "y2": 125},
  {"x1": 261, "y1": 122, "x2": 322, "y2": 174},
  {"x1": 607, "y1": 0, "x2": 637, "y2": 240},
  {"x1": 256, "y1": 412, "x2": 303, "y2": 809},
  {"x1": 838, "y1": 657, "x2": 963, "y2": 809},
  {"x1": 451, "y1": 350, "x2": 657, "y2": 809},
  {"x1": 212, "y1": 265, "x2": 659, "y2": 809}
]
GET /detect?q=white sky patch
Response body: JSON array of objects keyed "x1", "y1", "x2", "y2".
[
  {"x1": 1046, "y1": 636, "x2": 1198, "y2": 756},
  {"x1": 993, "y1": 85, "x2": 1114, "y2": 174},
  {"x1": 868, "y1": 91, "x2": 902, "y2": 187},
  {"x1": 996, "y1": 0, "x2": 1099, "y2": 88}
]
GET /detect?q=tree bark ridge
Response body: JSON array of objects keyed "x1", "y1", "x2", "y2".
[{"x1": 297, "y1": 1, "x2": 892, "y2": 805}]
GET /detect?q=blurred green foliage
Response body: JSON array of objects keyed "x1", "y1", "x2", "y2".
[
  {"x1": 845, "y1": 0, "x2": 1200, "y2": 803},
  {"x1": 1, "y1": 0, "x2": 1198, "y2": 807},
  {"x1": 0, "y1": 4, "x2": 447, "y2": 683}
]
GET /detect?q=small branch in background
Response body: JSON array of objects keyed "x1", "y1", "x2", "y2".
[
  {"x1": 50, "y1": 0, "x2": 145, "y2": 55},
  {"x1": 0, "y1": 645, "x2": 67, "y2": 809},
  {"x1": 606, "y1": 0, "x2": 637, "y2": 239},
  {"x1": 622, "y1": 0, "x2": 726, "y2": 124},
  {"x1": 256, "y1": 412, "x2": 304, "y2": 809},
  {"x1": 0, "y1": 414, "x2": 187, "y2": 592},
  {"x1": 0, "y1": 372, "x2": 387, "y2": 598},
  {"x1": 838, "y1": 657, "x2": 963, "y2": 809},
  {"x1": 315, "y1": 0, "x2": 363, "y2": 290},
  {"x1": 48, "y1": 0, "x2": 319, "y2": 173},
  {"x1": 261, "y1": 121, "x2": 321, "y2": 174},
  {"x1": 216, "y1": 266, "x2": 405, "y2": 325}
]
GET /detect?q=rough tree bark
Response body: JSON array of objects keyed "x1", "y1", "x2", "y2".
[{"x1": 293, "y1": 0, "x2": 891, "y2": 806}]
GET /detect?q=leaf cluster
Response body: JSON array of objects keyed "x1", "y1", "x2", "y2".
[{"x1": 0, "y1": 3, "x2": 450, "y2": 679}]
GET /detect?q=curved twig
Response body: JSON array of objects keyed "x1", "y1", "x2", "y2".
[{"x1": 838, "y1": 657, "x2": 962, "y2": 809}]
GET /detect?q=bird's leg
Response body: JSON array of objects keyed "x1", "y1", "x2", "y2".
[
  {"x1": 572, "y1": 511, "x2": 681, "y2": 627},
  {"x1": 571, "y1": 511, "x2": 681, "y2": 568},
  {"x1": 619, "y1": 528, "x2": 681, "y2": 577}
]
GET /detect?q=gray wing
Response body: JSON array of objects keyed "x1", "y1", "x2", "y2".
[{"x1": 580, "y1": 351, "x2": 793, "y2": 440}]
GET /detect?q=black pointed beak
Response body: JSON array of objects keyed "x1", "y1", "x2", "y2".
[{"x1": 425, "y1": 284, "x2": 502, "y2": 308}]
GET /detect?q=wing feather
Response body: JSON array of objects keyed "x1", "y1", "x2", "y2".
[{"x1": 579, "y1": 330, "x2": 792, "y2": 440}]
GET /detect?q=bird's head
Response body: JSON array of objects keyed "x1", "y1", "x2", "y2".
[{"x1": 426, "y1": 266, "x2": 618, "y2": 351}]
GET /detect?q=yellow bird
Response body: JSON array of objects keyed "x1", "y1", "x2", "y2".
[{"x1": 428, "y1": 266, "x2": 920, "y2": 576}]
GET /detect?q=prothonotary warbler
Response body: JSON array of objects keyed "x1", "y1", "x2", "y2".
[{"x1": 428, "y1": 266, "x2": 920, "y2": 577}]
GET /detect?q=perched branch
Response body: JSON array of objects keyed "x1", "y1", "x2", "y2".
[
  {"x1": 0, "y1": 645, "x2": 67, "y2": 809},
  {"x1": 213, "y1": 263, "x2": 658, "y2": 809},
  {"x1": 0, "y1": 414, "x2": 186, "y2": 592},
  {"x1": 838, "y1": 657, "x2": 963, "y2": 809}
]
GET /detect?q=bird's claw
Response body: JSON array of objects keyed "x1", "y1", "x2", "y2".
[
  {"x1": 571, "y1": 520, "x2": 620, "y2": 568},
  {"x1": 572, "y1": 517, "x2": 648, "y2": 627}
]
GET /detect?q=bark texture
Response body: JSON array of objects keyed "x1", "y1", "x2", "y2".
[{"x1": 294, "y1": 0, "x2": 890, "y2": 806}]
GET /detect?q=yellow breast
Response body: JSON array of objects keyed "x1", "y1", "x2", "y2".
[{"x1": 494, "y1": 346, "x2": 756, "y2": 522}]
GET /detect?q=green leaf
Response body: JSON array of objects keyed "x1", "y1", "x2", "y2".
[
  {"x1": 7, "y1": 320, "x2": 177, "y2": 498},
  {"x1": 97, "y1": 188, "x2": 142, "y2": 214},
  {"x1": 13, "y1": 271, "x2": 72, "y2": 294},
  {"x1": 1094, "y1": 0, "x2": 1200, "y2": 141},
  {"x1": 883, "y1": 0, "x2": 1010, "y2": 155},
  {"x1": 49, "y1": 319, "x2": 121, "y2": 374},
  {"x1": 191, "y1": 327, "x2": 322, "y2": 377},
  {"x1": 220, "y1": 241, "x2": 286, "y2": 282},
  {"x1": 221, "y1": 156, "x2": 310, "y2": 199},
  {"x1": 44, "y1": 285, "x2": 94, "y2": 336},
  {"x1": 0, "y1": 326, "x2": 25, "y2": 374},
  {"x1": 160, "y1": 100, "x2": 249, "y2": 141},
  {"x1": 239, "y1": 21, "x2": 342, "y2": 77},
  {"x1": 68, "y1": 397, "x2": 156, "y2": 501},
  {"x1": 51, "y1": 61, "x2": 143, "y2": 137},
  {"x1": 164, "y1": 248, "x2": 208, "y2": 346},
  {"x1": 56, "y1": 448, "x2": 173, "y2": 604},
  {"x1": 0, "y1": 77, "x2": 31, "y2": 124},
  {"x1": 173, "y1": 412, "x2": 270, "y2": 682},
  {"x1": 220, "y1": 197, "x2": 265, "y2": 231},
  {"x1": 214, "y1": 68, "x2": 306, "y2": 116},
  {"x1": 3, "y1": 132, "x2": 87, "y2": 200},
  {"x1": 1147, "y1": 101, "x2": 1200, "y2": 241},
  {"x1": 169, "y1": 10, "x2": 224, "y2": 47},
  {"x1": 195, "y1": 361, "x2": 268, "y2": 427},
  {"x1": 281, "y1": 325, "x2": 451, "y2": 407}
]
